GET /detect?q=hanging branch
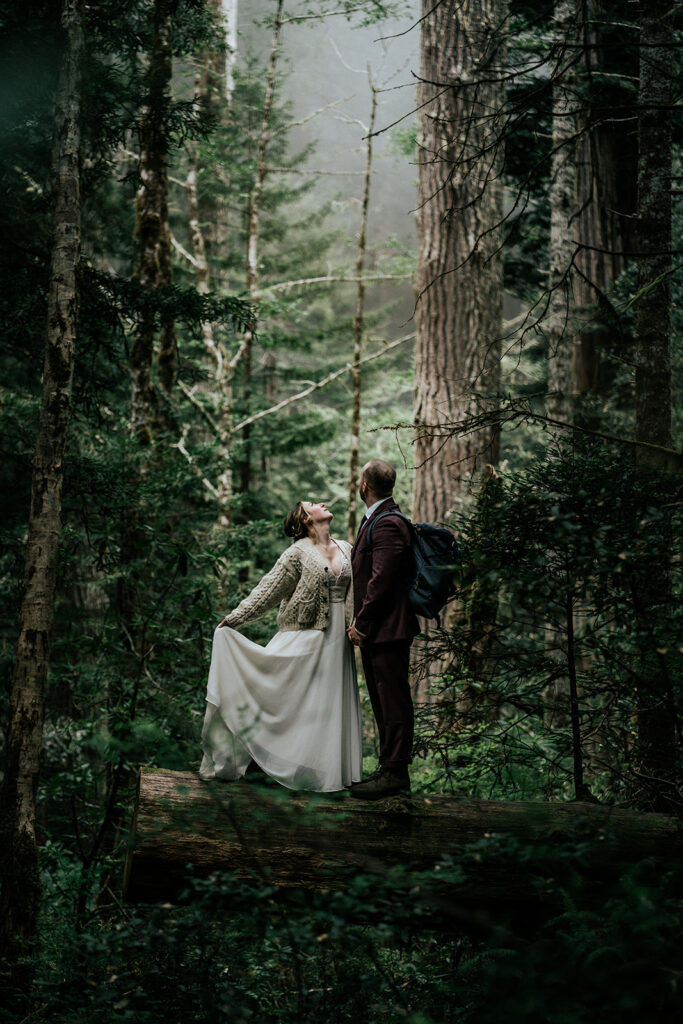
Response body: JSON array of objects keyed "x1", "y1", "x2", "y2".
[{"x1": 392, "y1": 396, "x2": 683, "y2": 474}]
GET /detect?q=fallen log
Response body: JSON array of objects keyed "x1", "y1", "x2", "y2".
[{"x1": 124, "y1": 769, "x2": 682, "y2": 914}]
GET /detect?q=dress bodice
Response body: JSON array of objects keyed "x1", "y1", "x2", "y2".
[{"x1": 329, "y1": 545, "x2": 351, "y2": 603}]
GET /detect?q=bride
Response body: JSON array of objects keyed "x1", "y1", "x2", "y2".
[{"x1": 199, "y1": 500, "x2": 363, "y2": 792}]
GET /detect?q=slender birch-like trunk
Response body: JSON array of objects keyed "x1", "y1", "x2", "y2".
[
  {"x1": 0, "y1": 0, "x2": 83, "y2": 958},
  {"x1": 347, "y1": 76, "x2": 376, "y2": 540},
  {"x1": 413, "y1": 0, "x2": 505, "y2": 523},
  {"x1": 546, "y1": 0, "x2": 579, "y2": 427},
  {"x1": 222, "y1": 0, "x2": 238, "y2": 101},
  {"x1": 633, "y1": 0, "x2": 675, "y2": 809}
]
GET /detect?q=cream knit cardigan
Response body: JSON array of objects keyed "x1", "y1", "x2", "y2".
[{"x1": 224, "y1": 537, "x2": 354, "y2": 632}]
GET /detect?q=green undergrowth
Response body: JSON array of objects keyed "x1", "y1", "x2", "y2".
[{"x1": 2, "y1": 834, "x2": 681, "y2": 1024}]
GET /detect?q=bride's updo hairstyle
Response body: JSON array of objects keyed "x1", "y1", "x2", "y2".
[{"x1": 284, "y1": 501, "x2": 311, "y2": 540}]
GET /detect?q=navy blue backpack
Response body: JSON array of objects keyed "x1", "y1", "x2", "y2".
[{"x1": 364, "y1": 511, "x2": 459, "y2": 624}]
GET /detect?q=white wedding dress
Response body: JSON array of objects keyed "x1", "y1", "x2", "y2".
[{"x1": 199, "y1": 547, "x2": 362, "y2": 792}]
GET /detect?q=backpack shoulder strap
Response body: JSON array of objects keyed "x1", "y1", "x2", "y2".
[{"x1": 363, "y1": 509, "x2": 413, "y2": 551}]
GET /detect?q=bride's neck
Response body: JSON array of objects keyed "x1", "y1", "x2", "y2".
[{"x1": 309, "y1": 523, "x2": 332, "y2": 547}]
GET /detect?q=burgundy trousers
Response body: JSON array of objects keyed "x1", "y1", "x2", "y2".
[{"x1": 361, "y1": 639, "x2": 414, "y2": 768}]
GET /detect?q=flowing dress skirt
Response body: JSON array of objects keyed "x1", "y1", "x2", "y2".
[{"x1": 199, "y1": 600, "x2": 363, "y2": 792}]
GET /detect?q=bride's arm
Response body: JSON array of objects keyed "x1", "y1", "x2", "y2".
[{"x1": 220, "y1": 548, "x2": 300, "y2": 629}]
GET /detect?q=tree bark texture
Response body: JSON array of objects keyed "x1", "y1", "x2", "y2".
[
  {"x1": 632, "y1": 0, "x2": 675, "y2": 808},
  {"x1": 222, "y1": 0, "x2": 238, "y2": 100},
  {"x1": 0, "y1": 0, "x2": 83, "y2": 957},
  {"x1": 546, "y1": 0, "x2": 579, "y2": 426},
  {"x1": 132, "y1": 0, "x2": 175, "y2": 427},
  {"x1": 186, "y1": 0, "x2": 238, "y2": 526},
  {"x1": 634, "y1": 0, "x2": 672, "y2": 453},
  {"x1": 120, "y1": 0, "x2": 175, "y2": 652},
  {"x1": 572, "y1": 3, "x2": 637, "y2": 406},
  {"x1": 124, "y1": 770, "x2": 683, "y2": 912},
  {"x1": 347, "y1": 78, "x2": 376, "y2": 541},
  {"x1": 196, "y1": 0, "x2": 231, "y2": 265},
  {"x1": 413, "y1": 0, "x2": 505, "y2": 521}
]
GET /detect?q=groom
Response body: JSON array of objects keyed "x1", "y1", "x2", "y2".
[{"x1": 347, "y1": 459, "x2": 419, "y2": 799}]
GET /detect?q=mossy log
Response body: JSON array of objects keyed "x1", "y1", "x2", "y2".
[{"x1": 123, "y1": 769, "x2": 682, "y2": 911}]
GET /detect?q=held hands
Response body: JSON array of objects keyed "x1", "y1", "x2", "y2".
[{"x1": 347, "y1": 624, "x2": 364, "y2": 648}]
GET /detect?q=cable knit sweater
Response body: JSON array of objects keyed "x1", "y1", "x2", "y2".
[{"x1": 224, "y1": 537, "x2": 354, "y2": 632}]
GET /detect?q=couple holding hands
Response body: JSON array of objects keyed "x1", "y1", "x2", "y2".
[{"x1": 199, "y1": 459, "x2": 419, "y2": 800}]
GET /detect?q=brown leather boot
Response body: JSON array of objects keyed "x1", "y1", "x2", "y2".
[{"x1": 349, "y1": 766, "x2": 410, "y2": 800}]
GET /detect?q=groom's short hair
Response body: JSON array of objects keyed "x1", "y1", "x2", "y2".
[{"x1": 362, "y1": 459, "x2": 396, "y2": 498}]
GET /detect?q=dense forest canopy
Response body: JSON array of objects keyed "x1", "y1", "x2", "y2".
[{"x1": 0, "y1": 0, "x2": 681, "y2": 1020}]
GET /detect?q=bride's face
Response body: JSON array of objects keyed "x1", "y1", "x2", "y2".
[{"x1": 302, "y1": 500, "x2": 333, "y2": 527}]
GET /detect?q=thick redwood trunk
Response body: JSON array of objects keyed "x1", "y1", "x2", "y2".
[
  {"x1": 632, "y1": 0, "x2": 675, "y2": 808},
  {"x1": 413, "y1": 0, "x2": 504, "y2": 521},
  {"x1": 0, "y1": 0, "x2": 83, "y2": 957},
  {"x1": 573, "y1": 3, "x2": 638, "y2": 410}
]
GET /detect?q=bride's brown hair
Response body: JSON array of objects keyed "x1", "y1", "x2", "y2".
[{"x1": 283, "y1": 501, "x2": 310, "y2": 540}]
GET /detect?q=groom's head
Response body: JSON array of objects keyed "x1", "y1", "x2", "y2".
[{"x1": 360, "y1": 459, "x2": 396, "y2": 506}]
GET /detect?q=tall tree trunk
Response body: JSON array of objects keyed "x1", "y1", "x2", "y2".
[
  {"x1": 0, "y1": 0, "x2": 83, "y2": 959},
  {"x1": 546, "y1": 0, "x2": 579, "y2": 427},
  {"x1": 121, "y1": 0, "x2": 175, "y2": 643},
  {"x1": 196, "y1": 0, "x2": 233, "y2": 267},
  {"x1": 236, "y1": 0, "x2": 283, "y2": 501},
  {"x1": 347, "y1": 76, "x2": 376, "y2": 541},
  {"x1": 132, "y1": 0, "x2": 175, "y2": 423},
  {"x1": 543, "y1": 0, "x2": 580, "y2": 730},
  {"x1": 184, "y1": 0, "x2": 239, "y2": 527},
  {"x1": 633, "y1": 0, "x2": 675, "y2": 809},
  {"x1": 413, "y1": 0, "x2": 505, "y2": 523},
  {"x1": 572, "y1": 2, "x2": 638, "y2": 412},
  {"x1": 222, "y1": 0, "x2": 238, "y2": 101}
]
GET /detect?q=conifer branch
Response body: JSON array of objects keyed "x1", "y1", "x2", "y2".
[
  {"x1": 172, "y1": 430, "x2": 220, "y2": 497},
  {"x1": 267, "y1": 273, "x2": 412, "y2": 292},
  {"x1": 177, "y1": 380, "x2": 222, "y2": 438},
  {"x1": 227, "y1": 334, "x2": 250, "y2": 372},
  {"x1": 231, "y1": 333, "x2": 414, "y2": 434},
  {"x1": 264, "y1": 167, "x2": 370, "y2": 176},
  {"x1": 273, "y1": 96, "x2": 352, "y2": 136},
  {"x1": 280, "y1": 5, "x2": 368, "y2": 24},
  {"x1": 170, "y1": 234, "x2": 201, "y2": 268}
]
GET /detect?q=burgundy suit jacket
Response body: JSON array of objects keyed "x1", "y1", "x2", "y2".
[{"x1": 351, "y1": 499, "x2": 420, "y2": 644}]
